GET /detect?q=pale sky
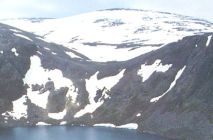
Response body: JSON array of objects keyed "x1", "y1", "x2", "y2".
[{"x1": 0, "y1": 0, "x2": 212, "y2": 22}]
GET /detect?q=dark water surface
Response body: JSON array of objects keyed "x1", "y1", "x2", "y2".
[{"x1": 0, "y1": 126, "x2": 170, "y2": 140}]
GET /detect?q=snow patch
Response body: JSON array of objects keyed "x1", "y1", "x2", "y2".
[
  {"x1": 36, "y1": 122, "x2": 51, "y2": 126},
  {"x1": 66, "y1": 86, "x2": 78, "y2": 104},
  {"x1": 51, "y1": 52, "x2": 57, "y2": 55},
  {"x1": 37, "y1": 51, "x2": 42, "y2": 55},
  {"x1": 48, "y1": 109, "x2": 67, "y2": 120},
  {"x1": 36, "y1": 37, "x2": 51, "y2": 43},
  {"x1": 136, "y1": 113, "x2": 141, "y2": 117},
  {"x1": 27, "y1": 90, "x2": 50, "y2": 109},
  {"x1": 2, "y1": 95, "x2": 27, "y2": 120},
  {"x1": 65, "y1": 51, "x2": 82, "y2": 59},
  {"x1": 206, "y1": 35, "x2": 212, "y2": 47},
  {"x1": 93, "y1": 123, "x2": 116, "y2": 127},
  {"x1": 138, "y1": 59, "x2": 172, "y2": 82},
  {"x1": 150, "y1": 66, "x2": 186, "y2": 103},
  {"x1": 11, "y1": 48, "x2": 19, "y2": 56},
  {"x1": 74, "y1": 69, "x2": 125, "y2": 118},
  {"x1": 60, "y1": 121, "x2": 67, "y2": 125},
  {"x1": 23, "y1": 55, "x2": 78, "y2": 109},
  {"x1": 13, "y1": 33, "x2": 33, "y2": 41},
  {"x1": 4, "y1": 10, "x2": 213, "y2": 62},
  {"x1": 43, "y1": 47, "x2": 51, "y2": 51},
  {"x1": 94, "y1": 123, "x2": 138, "y2": 129},
  {"x1": 74, "y1": 102, "x2": 103, "y2": 118},
  {"x1": 117, "y1": 123, "x2": 138, "y2": 129},
  {"x1": 67, "y1": 44, "x2": 159, "y2": 62},
  {"x1": 24, "y1": 55, "x2": 74, "y2": 91},
  {"x1": 10, "y1": 29, "x2": 22, "y2": 33}
]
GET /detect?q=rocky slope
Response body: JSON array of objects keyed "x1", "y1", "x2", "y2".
[{"x1": 0, "y1": 9, "x2": 213, "y2": 140}]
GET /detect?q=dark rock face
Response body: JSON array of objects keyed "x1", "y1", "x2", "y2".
[
  {"x1": 0, "y1": 25, "x2": 37, "y2": 101},
  {"x1": 27, "y1": 101, "x2": 49, "y2": 125},
  {"x1": 47, "y1": 87, "x2": 68, "y2": 113},
  {"x1": 89, "y1": 34, "x2": 213, "y2": 140},
  {"x1": 0, "y1": 22, "x2": 212, "y2": 140},
  {"x1": 0, "y1": 99, "x2": 12, "y2": 114},
  {"x1": 31, "y1": 84, "x2": 44, "y2": 91},
  {"x1": 40, "y1": 81, "x2": 55, "y2": 93}
]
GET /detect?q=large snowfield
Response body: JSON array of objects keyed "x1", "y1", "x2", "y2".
[{"x1": 2, "y1": 9, "x2": 213, "y2": 62}]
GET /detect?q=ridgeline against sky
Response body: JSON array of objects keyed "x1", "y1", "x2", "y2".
[{"x1": 0, "y1": 0, "x2": 212, "y2": 22}]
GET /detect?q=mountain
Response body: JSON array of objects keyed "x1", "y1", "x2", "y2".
[
  {"x1": 2, "y1": 8, "x2": 213, "y2": 62},
  {"x1": 0, "y1": 9, "x2": 213, "y2": 140}
]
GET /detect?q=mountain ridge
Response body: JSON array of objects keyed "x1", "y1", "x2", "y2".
[
  {"x1": 0, "y1": 9, "x2": 212, "y2": 140},
  {"x1": 1, "y1": 9, "x2": 213, "y2": 62}
]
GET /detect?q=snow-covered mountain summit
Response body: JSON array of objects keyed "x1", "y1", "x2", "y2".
[{"x1": 1, "y1": 9, "x2": 213, "y2": 62}]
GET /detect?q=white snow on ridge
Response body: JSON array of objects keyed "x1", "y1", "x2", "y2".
[
  {"x1": 65, "y1": 51, "x2": 82, "y2": 59},
  {"x1": 150, "y1": 66, "x2": 186, "y2": 103},
  {"x1": 67, "y1": 43, "x2": 159, "y2": 62},
  {"x1": 206, "y1": 35, "x2": 212, "y2": 47},
  {"x1": 2, "y1": 10, "x2": 213, "y2": 62},
  {"x1": 2, "y1": 95, "x2": 28, "y2": 120},
  {"x1": 3, "y1": 10, "x2": 213, "y2": 45},
  {"x1": 138, "y1": 59, "x2": 172, "y2": 82},
  {"x1": 36, "y1": 36, "x2": 52, "y2": 43},
  {"x1": 23, "y1": 55, "x2": 78, "y2": 109},
  {"x1": 74, "y1": 69, "x2": 125, "y2": 118},
  {"x1": 13, "y1": 33, "x2": 33, "y2": 42},
  {"x1": 10, "y1": 29, "x2": 22, "y2": 33}
]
